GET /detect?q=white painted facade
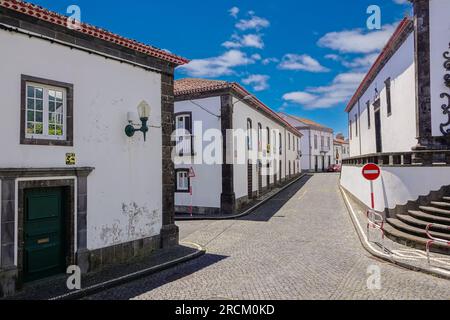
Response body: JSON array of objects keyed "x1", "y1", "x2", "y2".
[
  {"x1": 233, "y1": 98, "x2": 301, "y2": 202},
  {"x1": 341, "y1": 165, "x2": 450, "y2": 213},
  {"x1": 279, "y1": 114, "x2": 334, "y2": 172},
  {"x1": 174, "y1": 97, "x2": 223, "y2": 210},
  {"x1": 0, "y1": 28, "x2": 164, "y2": 252},
  {"x1": 174, "y1": 91, "x2": 301, "y2": 214},
  {"x1": 334, "y1": 140, "x2": 350, "y2": 165},
  {"x1": 347, "y1": 32, "x2": 417, "y2": 157}
]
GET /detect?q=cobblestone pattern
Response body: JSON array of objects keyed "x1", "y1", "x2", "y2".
[{"x1": 88, "y1": 174, "x2": 450, "y2": 300}]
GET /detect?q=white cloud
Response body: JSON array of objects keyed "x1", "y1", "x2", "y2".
[
  {"x1": 342, "y1": 53, "x2": 379, "y2": 69},
  {"x1": 235, "y1": 14, "x2": 270, "y2": 31},
  {"x1": 278, "y1": 54, "x2": 329, "y2": 73},
  {"x1": 324, "y1": 54, "x2": 340, "y2": 61},
  {"x1": 229, "y1": 7, "x2": 240, "y2": 18},
  {"x1": 242, "y1": 74, "x2": 270, "y2": 91},
  {"x1": 251, "y1": 53, "x2": 262, "y2": 60},
  {"x1": 222, "y1": 34, "x2": 265, "y2": 49},
  {"x1": 393, "y1": 0, "x2": 409, "y2": 4},
  {"x1": 262, "y1": 57, "x2": 279, "y2": 65},
  {"x1": 179, "y1": 50, "x2": 256, "y2": 77},
  {"x1": 282, "y1": 72, "x2": 365, "y2": 109},
  {"x1": 318, "y1": 23, "x2": 398, "y2": 54}
]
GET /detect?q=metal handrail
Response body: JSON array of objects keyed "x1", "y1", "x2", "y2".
[
  {"x1": 367, "y1": 210, "x2": 386, "y2": 252},
  {"x1": 425, "y1": 223, "x2": 450, "y2": 265}
]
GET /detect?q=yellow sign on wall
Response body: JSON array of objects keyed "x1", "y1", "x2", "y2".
[{"x1": 66, "y1": 153, "x2": 76, "y2": 165}]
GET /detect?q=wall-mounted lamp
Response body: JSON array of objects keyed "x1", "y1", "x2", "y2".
[{"x1": 125, "y1": 100, "x2": 151, "y2": 141}]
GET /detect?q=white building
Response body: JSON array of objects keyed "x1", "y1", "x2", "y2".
[
  {"x1": 278, "y1": 113, "x2": 334, "y2": 172},
  {"x1": 341, "y1": 0, "x2": 450, "y2": 254},
  {"x1": 333, "y1": 134, "x2": 350, "y2": 165},
  {"x1": 174, "y1": 79, "x2": 302, "y2": 215},
  {"x1": 0, "y1": 0, "x2": 188, "y2": 296}
]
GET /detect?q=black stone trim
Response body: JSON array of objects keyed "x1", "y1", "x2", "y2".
[
  {"x1": 20, "y1": 75, "x2": 74, "y2": 147},
  {"x1": 220, "y1": 94, "x2": 236, "y2": 215},
  {"x1": 0, "y1": 7, "x2": 176, "y2": 75},
  {"x1": 76, "y1": 235, "x2": 160, "y2": 274},
  {"x1": 175, "y1": 206, "x2": 221, "y2": 216},
  {"x1": 160, "y1": 73, "x2": 179, "y2": 248},
  {"x1": 0, "y1": 167, "x2": 94, "y2": 295},
  {"x1": 0, "y1": 167, "x2": 94, "y2": 179},
  {"x1": 412, "y1": 0, "x2": 433, "y2": 148}
]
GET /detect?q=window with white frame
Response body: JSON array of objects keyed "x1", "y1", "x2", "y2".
[
  {"x1": 25, "y1": 83, "x2": 66, "y2": 140},
  {"x1": 21, "y1": 76, "x2": 73, "y2": 146},
  {"x1": 175, "y1": 113, "x2": 192, "y2": 156},
  {"x1": 176, "y1": 169, "x2": 190, "y2": 192}
]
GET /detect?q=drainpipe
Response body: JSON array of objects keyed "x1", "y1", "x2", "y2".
[{"x1": 358, "y1": 99, "x2": 362, "y2": 156}]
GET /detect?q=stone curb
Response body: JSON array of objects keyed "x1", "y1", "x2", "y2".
[
  {"x1": 175, "y1": 173, "x2": 309, "y2": 221},
  {"x1": 339, "y1": 186, "x2": 450, "y2": 281},
  {"x1": 50, "y1": 242, "x2": 206, "y2": 300}
]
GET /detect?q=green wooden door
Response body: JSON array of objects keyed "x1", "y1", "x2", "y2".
[{"x1": 24, "y1": 188, "x2": 65, "y2": 282}]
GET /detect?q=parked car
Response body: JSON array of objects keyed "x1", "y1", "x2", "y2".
[{"x1": 327, "y1": 164, "x2": 342, "y2": 172}]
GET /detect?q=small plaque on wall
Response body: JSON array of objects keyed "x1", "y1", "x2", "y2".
[{"x1": 66, "y1": 153, "x2": 76, "y2": 165}]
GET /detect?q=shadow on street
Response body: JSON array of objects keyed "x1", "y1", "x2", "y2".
[
  {"x1": 86, "y1": 253, "x2": 228, "y2": 300},
  {"x1": 239, "y1": 174, "x2": 313, "y2": 222}
]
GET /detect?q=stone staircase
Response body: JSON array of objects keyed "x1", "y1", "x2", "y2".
[{"x1": 385, "y1": 196, "x2": 450, "y2": 255}]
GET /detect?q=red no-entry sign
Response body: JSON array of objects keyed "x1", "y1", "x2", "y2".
[
  {"x1": 362, "y1": 163, "x2": 381, "y2": 209},
  {"x1": 362, "y1": 163, "x2": 381, "y2": 181}
]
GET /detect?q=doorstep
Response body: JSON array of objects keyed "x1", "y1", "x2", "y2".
[
  {"x1": 175, "y1": 173, "x2": 308, "y2": 221},
  {"x1": 3, "y1": 242, "x2": 205, "y2": 300}
]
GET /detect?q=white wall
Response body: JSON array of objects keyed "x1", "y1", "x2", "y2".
[
  {"x1": 348, "y1": 32, "x2": 416, "y2": 156},
  {"x1": 430, "y1": 0, "x2": 450, "y2": 136},
  {"x1": 341, "y1": 165, "x2": 450, "y2": 212},
  {"x1": 0, "y1": 29, "x2": 163, "y2": 251},
  {"x1": 233, "y1": 98, "x2": 301, "y2": 201},
  {"x1": 174, "y1": 97, "x2": 222, "y2": 209}
]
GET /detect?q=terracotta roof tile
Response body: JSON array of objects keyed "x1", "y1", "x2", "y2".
[
  {"x1": 174, "y1": 78, "x2": 301, "y2": 136},
  {"x1": 0, "y1": 0, "x2": 189, "y2": 65}
]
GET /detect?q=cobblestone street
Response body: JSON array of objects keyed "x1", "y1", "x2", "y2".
[{"x1": 88, "y1": 174, "x2": 450, "y2": 300}]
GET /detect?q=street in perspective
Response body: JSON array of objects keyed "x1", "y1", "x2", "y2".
[{"x1": 0, "y1": 0, "x2": 449, "y2": 311}]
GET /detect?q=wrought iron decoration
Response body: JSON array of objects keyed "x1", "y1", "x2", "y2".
[{"x1": 440, "y1": 43, "x2": 450, "y2": 136}]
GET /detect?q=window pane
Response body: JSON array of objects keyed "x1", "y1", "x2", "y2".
[
  {"x1": 49, "y1": 101, "x2": 55, "y2": 112},
  {"x1": 35, "y1": 111, "x2": 43, "y2": 123},
  {"x1": 27, "y1": 98, "x2": 34, "y2": 110},
  {"x1": 55, "y1": 102, "x2": 63, "y2": 113},
  {"x1": 35, "y1": 88, "x2": 43, "y2": 99},
  {"x1": 55, "y1": 125, "x2": 63, "y2": 136},
  {"x1": 48, "y1": 90, "x2": 56, "y2": 101},
  {"x1": 27, "y1": 86, "x2": 35, "y2": 98},
  {"x1": 27, "y1": 122, "x2": 34, "y2": 134},
  {"x1": 55, "y1": 91, "x2": 63, "y2": 100},
  {"x1": 35, "y1": 123, "x2": 43, "y2": 134},
  {"x1": 27, "y1": 111, "x2": 34, "y2": 122},
  {"x1": 35, "y1": 99, "x2": 43, "y2": 111}
]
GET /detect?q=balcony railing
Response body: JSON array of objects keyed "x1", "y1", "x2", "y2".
[{"x1": 342, "y1": 150, "x2": 450, "y2": 167}]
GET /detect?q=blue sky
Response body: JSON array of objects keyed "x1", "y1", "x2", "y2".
[{"x1": 30, "y1": 0, "x2": 411, "y2": 135}]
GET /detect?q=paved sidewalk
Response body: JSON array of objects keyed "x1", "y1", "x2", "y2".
[
  {"x1": 6, "y1": 242, "x2": 204, "y2": 300},
  {"x1": 87, "y1": 174, "x2": 450, "y2": 300},
  {"x1": 175, "y1": 174, "x2": 307, "y2": 220}
]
